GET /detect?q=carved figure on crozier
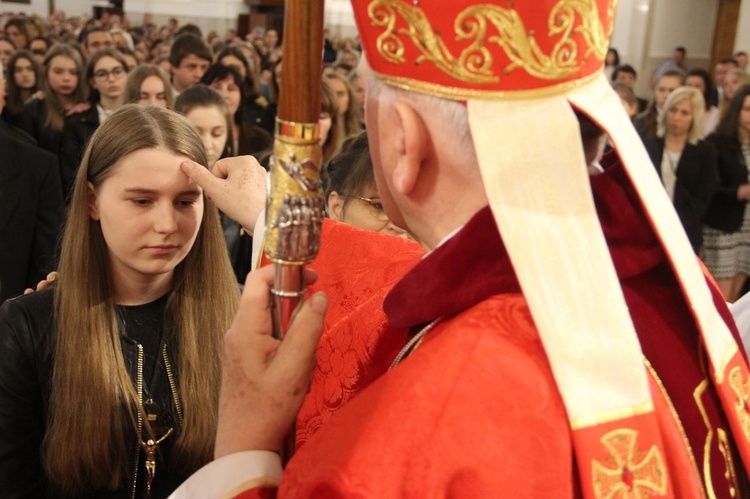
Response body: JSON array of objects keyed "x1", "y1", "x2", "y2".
[
  {"x1": 278, "y1": 153, "x2": 322, "y2": 191},
  {"x1": 269, "y1": 193, "x2": 326, "y2": 260}
]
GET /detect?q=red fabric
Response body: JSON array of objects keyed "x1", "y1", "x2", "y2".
[
  {"x1": 282, "y1": 296, "x2": 575, "y2": 497},
  {"x1": 243, "y1": 156, "x2": 747, "y2": 497},
  {"x1": 351, "y1": 0, "x2": 611, "y2": 96},
  {"x1": 260, "y1": 219, "x2": 424, "y2": 447}
]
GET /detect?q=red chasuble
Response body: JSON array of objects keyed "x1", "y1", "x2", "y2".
[{"x1": 245, "y1": 153, "x2": 749, "y2": 497}]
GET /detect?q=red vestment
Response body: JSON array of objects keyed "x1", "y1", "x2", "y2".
[{"x1": 239, "y1": 155, "x2": 749, "y2": 497}]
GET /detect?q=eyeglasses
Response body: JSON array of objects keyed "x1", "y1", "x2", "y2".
[
  {"x1": 352, "y1": 196, "x2": 389, "y2": 222},
  {"x1": 93, "y1": 66, "x2": 126, "y2": 80}
]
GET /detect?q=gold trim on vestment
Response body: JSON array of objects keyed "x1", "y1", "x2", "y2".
[
  {"x1": 715, "y1": 342, "x2": 739, "y2": 385},
  {"x1": 375, "y1": 68, "x2": 603, "y2": 101},
  {"x1": 694, "y1": 379, "x2": 717, "y2": 499},
  {"x1": 645, "y1": 359, "x2": 707, "y2": 498}
]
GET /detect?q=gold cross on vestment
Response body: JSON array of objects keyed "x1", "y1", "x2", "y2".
[{"x1": 592, "y1": 429, "x2": 667, "y2": 498}]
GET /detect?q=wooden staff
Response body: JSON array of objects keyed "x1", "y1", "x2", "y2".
[
  {"x1": 264, "y1": 0, "x2": 325, "y2": 463},
  {"x1": 266, "y1": 0, "x2": 325, "y2": 337}
]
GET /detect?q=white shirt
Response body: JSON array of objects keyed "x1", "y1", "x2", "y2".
[{"x1": 660, "y1": 149, "x2": 681, "y2": 202}]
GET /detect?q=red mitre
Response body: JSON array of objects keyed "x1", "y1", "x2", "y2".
[{"x1": 351, "y1": 0, "x2": 613, "y2": 99}]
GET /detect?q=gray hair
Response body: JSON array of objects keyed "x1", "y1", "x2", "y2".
[{"x1": 362, "y1": 57, "x2": 476, "y2": 169}]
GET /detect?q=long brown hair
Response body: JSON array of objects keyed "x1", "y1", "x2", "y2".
[
  {"x1": 124, "y1": 63, "x2": 175, "y2": 109},
  {"x1": 325, "y1": 72, "x2": 362, "y2": 138},
  {"x1": 5, "y1": 50, "x2": 41, "y2": 115},
  {"x1": 41, "y1": 44, "x2": 87, "y2": 132},
  {"x1": 321, "y1": 78, "x2": 344, "y2": 163},
  {"x1": 44, "y1": 104, "x2": 239, "y2": 493}
]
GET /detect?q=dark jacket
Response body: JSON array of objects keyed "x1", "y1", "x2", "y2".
[
  {"x1": 60, "y1": 105, "x2": 99, "y2": 199},
  {"x1": 645, "y1": 138, "x2": 718, "y2": 253},
  {"x1": 704, "y1": 133, "x2": 750, "y2": 233},
  {"x1": 646, "y1": 139, "x2": 719, "y2": 253},
  {"x1": 0, "y1": 123, "x2": 63, "y2": 303},
  {"x1": 0, "y1": 290, "x2": 187, "y2": 498},
  {"x1": 17, "y1": 99, "x2": 63, "y2": 157}
]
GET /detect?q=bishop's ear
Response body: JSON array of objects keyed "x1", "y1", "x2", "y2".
[{"x1": 391, "y1": 100, "x2": 429, "y2": 196}]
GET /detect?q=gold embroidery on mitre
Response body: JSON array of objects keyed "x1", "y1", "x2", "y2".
[
  {"x1": 728, "y1": 366, "x2": 750, "y2": 442},
  {"x1": 592, "y1": 429, "x2": 667, "y2": 498},
  {"x1": 367, "y1": 0, "x2": 614, "y2": 84}
]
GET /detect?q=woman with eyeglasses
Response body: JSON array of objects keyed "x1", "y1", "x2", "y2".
[
  {"x1": 60, "y1": 48, "x2": 128, "y2": 198},
  {"x1": 324, "y1": 131, "x2": 409, "y2": 238}
]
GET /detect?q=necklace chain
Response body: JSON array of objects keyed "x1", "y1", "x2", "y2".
[{"x1": 389, "y1": 317, "x2": 444, "y2": 371}]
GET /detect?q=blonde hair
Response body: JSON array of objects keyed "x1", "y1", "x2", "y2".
[
  {"x1": 657, "y1": 85, "x2": 704, "y2": 145},
  {"x1": 45, "y1": 104, "x2": 239, "y2": 493}
]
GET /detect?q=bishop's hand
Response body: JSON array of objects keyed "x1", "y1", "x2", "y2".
[
  {"x1": 181, "y1": 156, "x2": 267, "y2": 235},
  {"x1": 214, "y1": 265, "x2": 327, "y2": 458}
]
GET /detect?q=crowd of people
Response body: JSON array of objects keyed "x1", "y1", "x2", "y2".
[
  {"x1": 0, "y1": 10, "x2": 398, "y2": 498},
  {"x1": 0, "y1": 10, "x2": 376, "y2": 301},
  {"x1": 3, "y1": 1, "x2": 750, "y2": 498},
  {"x1": 608, "y1": 46, "x2": 750, "y2": 302}
]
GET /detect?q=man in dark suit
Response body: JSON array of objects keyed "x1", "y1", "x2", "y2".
[{"x1": 0, "y1": 66, "x2": 64, "y2": 303}]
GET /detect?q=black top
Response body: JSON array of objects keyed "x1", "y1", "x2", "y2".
[
  {"x1": 644, "y1": 138, "x2": 718, "y2": 252},
  {"x1": 0, "y1": 123, "x2": 63, "y2": 303},
  {"x1": 704, "y1": 133, "x2": 750, "y2": 233},
  {"x1": 60, "y1": 105, "x2": 99, "y2": 200},
  {"x1": 0, "y1": 290, "x2": 188, "y2": 498},
  {"x1": 17, "y1": 99, "x2": 62, "y2": 157}
]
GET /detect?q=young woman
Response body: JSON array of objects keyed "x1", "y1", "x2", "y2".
[
  {"x1": 685, "y1": 68, "x2": 720, "y2": 138},
  {"x1": 215, "y1": 45, "x2": 274, "y2": 134},
  {"x1": 320, "y1": 78, "x2": 344, "y2": 164},
  {"x1": 60, "y1": 48, "x2": 129, "y2": 197},
  {"x1": 719, "y1": 68, "x2": 750, "y2": 120},
  {"x1": 4, "y1": 17, "x2": 30, "y2": 50},
  {"x1": 200, "y1": 64, "x2": 272, "y2": 157},
  {"x1": 325, "y1": 132, "x2": 409, "y2": 237},
  {"x1": 18, "y1": 44, "x2": 87, "y2": 156},
  {"x1": 2, "y1": 50, "x2": 41, "y2": 125},
  {"x1": 604, "y1": 48, "x2": 619, "y2": 81},
  {"x1": 174, "y1": 85, "x2": 234, "y2": 167},
  {"x1": 644, "y1": 86, "x2": 717, "y2": 254},
  {"x1": 124, "y1": 64, "x2": 174, "y2": 109},
  {"x1": 325, "y1": 72, "x2": 362, "y2": 139},
  {"x1": 704, "y1": 85, "x2": 750, "y2": 301},
  {"x1": 175, "y1": 85, "x2": 254, "y2": 283},
  {"x1": 0, "y1": 104, "x2": 239, "y2": 498}
]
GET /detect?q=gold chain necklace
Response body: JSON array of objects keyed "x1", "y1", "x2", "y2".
[{"x1": 389, "y1": 317, "x2": 444, "y2": 371}]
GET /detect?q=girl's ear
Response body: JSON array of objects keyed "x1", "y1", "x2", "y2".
[
  {"x1": 327, "y1": 191, "x2": 345, "y2": 221},
  {"x1": 87, "y1": 182, "x2": 100, "y2": 220}
]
